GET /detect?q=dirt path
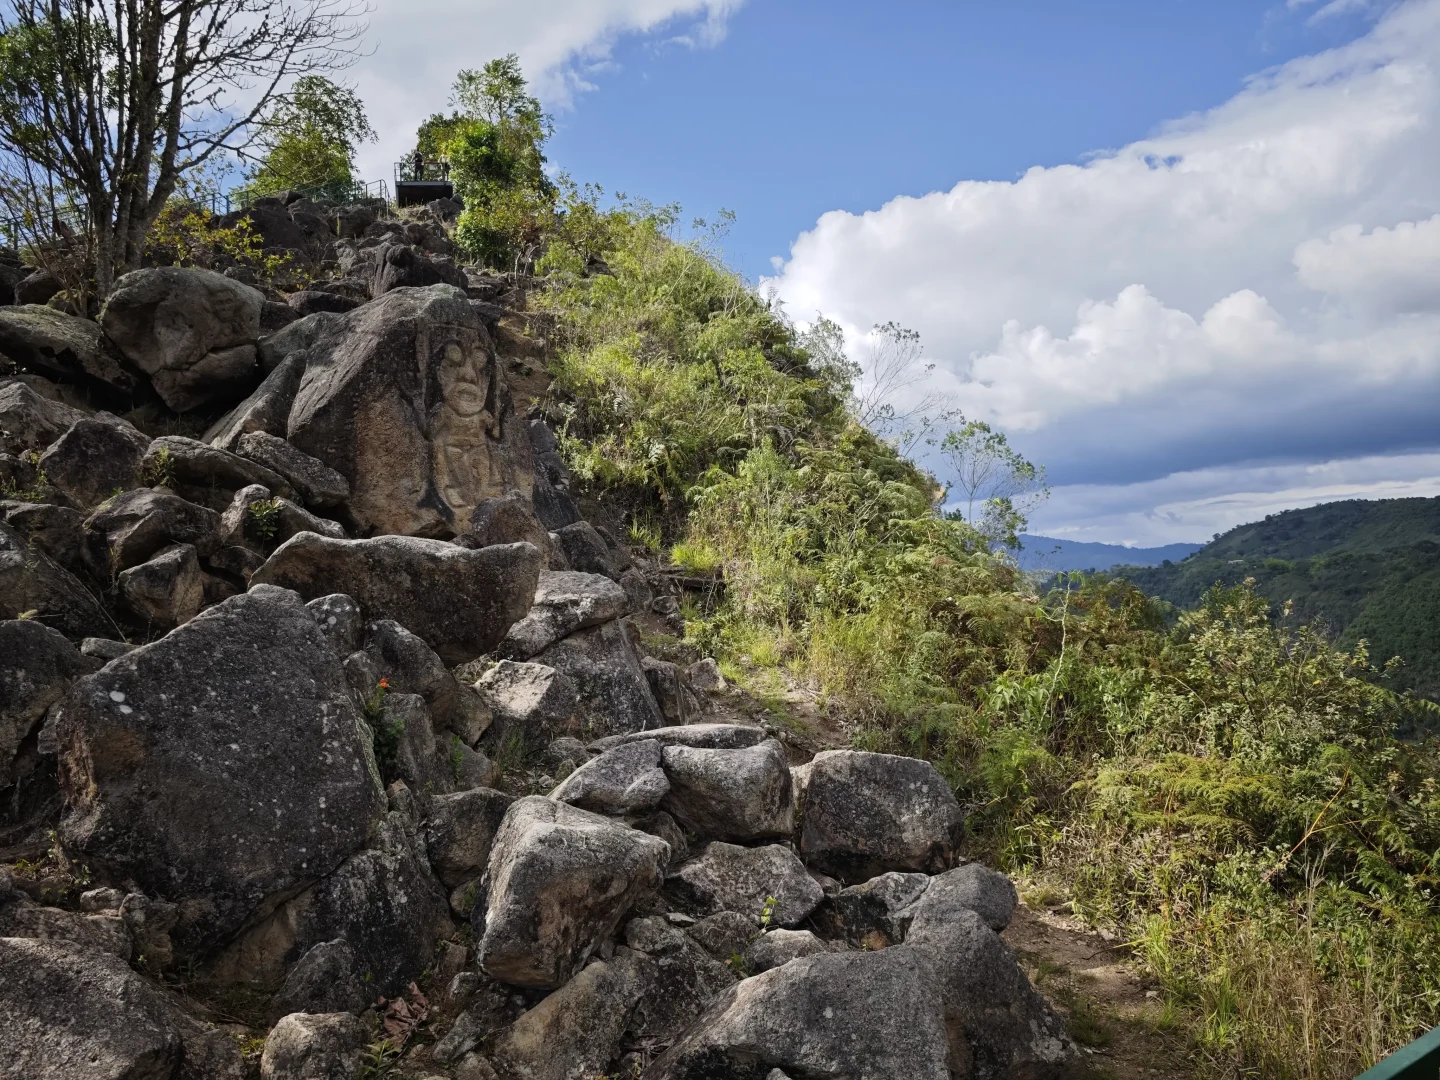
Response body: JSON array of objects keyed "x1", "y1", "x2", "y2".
[{"x1": 1004, "y1": 901, "x2": 1196, "y2": 1079}]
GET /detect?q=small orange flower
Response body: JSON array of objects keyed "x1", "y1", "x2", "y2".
[{"x1": 377, "y1": 678, "x2": 390, "y2": 690}]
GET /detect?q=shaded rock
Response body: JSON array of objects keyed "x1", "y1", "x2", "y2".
[
  {"x1": 552, "y1": 519, "x2": 617, "y2": 579},
  {"x1": 665, "y1": 843, "x2": 823, "y2": 928},
  {"x1": 532, "y1": 619, "x2": 663, "y2": 740},
  {"x1": 269, "y1": 497, "x2": 346, "y2": 544},
  {"x1": 261, "y1": 300, "x2": 300, "y2": 333},
  {"x1": 36, "y1": 418, "x2": 149, "y2": 508},
  {"x1": 795, "y1": 749, "x2": 965, "y2": 883},
  {"x1": 15, "y1": 267, "x2": 61, "y2": 305},
  {"x1": 270, "y1": 939, "x2": 368, "y2": 1020},
  {"x1": 742, "y1": 928, "x2": 831, "y2": 974},
  {"x1": 688, "y1": 657, "x2": 726, "y2": 694},
  {"x1": 477, "y1": 796, "x2": 669, "y2": 989},
  {"x1": 660, "y1": 739, "x2": 792, "y2": 843},
  {"x1": 305, "y1": 593, "x2": 363, "y2": 655},
  {"x1": 498, "y1": 569, "x2": 628, "y2": 661},
  {"x1": 354, "y1": 240, "x2": 469, "y2": 297},
  {"x1": 0, "y1": 305, "x2": 141, "y2": 395},
  {"x1": 143, "y1": 435, "x2": 293, "y2": 499},
  {"x1": 0, "y1": 521, "x2": 112, "y2": 639},
  {"x1": 117, "y1": 542, "x2": 204, "y2": 629},
  {"x1": 0, "y1": 379, "x2": 91, "y2": 454},
  {"x1": 471, "y1": 661, "x2": 579, "y2": 754},
  {"x1": 590, "y1": 723, "x2": 768, "y2": 754},
  {"x1": 208, "y1": 543, "x2": 266, "y2": 584},
  {"x1": 84, "y1": 487, "x2": 220, "y2": 570},
  {"x1": 685, "y1": 910, "x2": 758, "y2": 963},
  {"x1": 260, "y1": 1012, "x2": 364, "y2": 1080},
  {"x1": 627, "y1": 808, "x2": 689, "y2": 868},
  {"x1": 53, "y1": 586, "x2": 385, "y2": 955},
  {"x1": 252, "y1": 532, "x2": 542, "y2": 665},
  {"x1": 0, "y1": 501, "x2": 97, "y2": 577},
  {"x1": 80, "y1": 637, "x2": 134, "y2": 661},
  {"x1": 813, "y1": 871, "x2": 931, "y2": 948},
  {"x1": 364, "y1": 618, "x2": 491, "y2": 744},
  {"x1": 100, "y1": 267, "x2": 264, "y2": 411},
  {"x1": 455, "y1": 493, "x2": 552, "y2": 555},
  {"x1": 431, "y1": 974, "x2": 523, "y2": 1064},
  {"x1": 284, "y1": 285, "x2": 532, "y2": 537},
  {"x1": 424, "y1": 786, "x2": 515, "y2": 887},
  {"x1": 286, "y1": 289, "x2": 361, "y2": 316},
  {"x1": 205, "y1": 352, "x2": 304, "y2": 451},
  {"x1": 645, "y1": 946, "x2": 955, "y2": 1080},
  {"x1": 257, "y1": 311, "x2": 343, "y2": 373},
  {"x1": 0, "y1": 886, "x2": 132, "y2": 958},
  {"x1": 624, "y1": 916, "x2": 737, "y2": 1044},
  {"x1": 900, "y1": 862, "x2": 1018, "y2": 935},
  {"x1": 550, "y1": 738, "x2": 669, "y2": 814},
  {"x1": 642, "y1": 656, "x2": 697, "y2": 723},
  {"x1": 237, "y1": 431, "x2": 349, "y2": 507}
]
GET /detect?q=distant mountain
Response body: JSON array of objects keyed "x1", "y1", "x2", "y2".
[
  {"x1": 1108, "y1": 497, "x2": 1440, "y2": 703},
  {"x1": 1016, "y1": 535, "x2": 1203, "y2": 572}
]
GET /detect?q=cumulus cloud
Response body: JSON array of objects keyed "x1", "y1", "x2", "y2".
[
  {"x1": 768, "y1": 0, "x2": 1440, "y2": 543},
  {"x1": 348, "y1": 1, "x2": 742, "y2": 178}
]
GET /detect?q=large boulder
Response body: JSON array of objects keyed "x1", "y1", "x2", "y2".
[
  {"x1": 0, "y1": 620, "x2": 98, "y2": 787},
  {"x1": 0, "y1": 500, "x2": 97, "y2": 577},
  {"x1": 644, "y1": 946, "x2": 956, "y2": 1080},
  {"x1": 283, "y1": 285, "x2": 532, "y2": 537},
  {"x1": 0, "y1": 380, "x2": 91, "y2": 454},
  {"x1": 624, "y1": 915, "x2": 737, "y2": 1044},
  {"x1": 550, "y1": 738, "x2": 669, "y2": 814},
  {"x1": 472, "y1": 659, "x2": 579, "y2": 754},
  {"x1": 251, "y1": 532, "x2": 542, "y2": 665},
  {"x1": 0, "y1": 521, "x2": 112, "y2": 639},
  {"x1": 236, "y1": 431, "x2": 349, "y2": 508},
  {"x1": 456, "y1": 492, "x2": 552, "y2": 555},
  {"x1": 794, "y1": 749, "x2": 965, "y2": 883},
  {"x1": 142, "y1": 435, "x2": 293, "y2": 499},
  {"x1": 665, "y1": 842, "x2": 823, "y2": 928},
  {"x1": 52, "y1": 585, "x2": 386, "y2": 955},
  {"x1": 741, "y1": 927, "x2": 831, "y2": 974},
  {"x1": 204, "y1": 352, "x2": 304, "y2": 450},
  {"x1": 659, "y1": 739, "x2": 793, "y2": 843},
  {"x1": 362, "y1": 618, "x2": 491, "y2": 743},
  {"x1": 260, "y1": 1012, "x2": 365, "y2": 1080},
  {"x1": 497, "y1": 570, "x2": 629, "y2": 660},
  {"x1": 423, "y1": 786, "x2": 515, "y2": 887},
  {"x1": 814, "y1": 871, "x2": 932, "y2": 948},
  {"x1": 36, "y1": 418, "x2": 150, "y2": 508},
  {"x1": 353, "y1": 240, "x2": 469, "y2": 297},
  {"x1": 532, "y1": 619, "x2": 664, "y2": 739},
  {"x1": 0, "y1": 306, "x2": 141, "y2": 396},
  {"x1": 100, "y1": 267, "x2": 265, "y2": 411},
  {"x1": 477, "y1": 796, "x2": 669, "y2": 989},
  {"x1": 84, "y1": 487, "x2": 221, "y2": 570},
  {"x1": 900, "y1": 862, "x2": 1018, "y2": 935},
  {"x1": 116, "y1": 543, "x2": 205, "y2": 629}
]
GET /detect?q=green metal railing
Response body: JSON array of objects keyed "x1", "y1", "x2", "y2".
[
  {"x1": 1357, "y1": 1025, "x2": 1440, "y2": 1080},
  {"x1": 228, "y1": 177, "x2": 389, "y2": 212}
]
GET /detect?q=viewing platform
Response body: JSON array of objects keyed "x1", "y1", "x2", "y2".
[{"x1": 395, "y1": 160, "x2": 455, "y2": 208}]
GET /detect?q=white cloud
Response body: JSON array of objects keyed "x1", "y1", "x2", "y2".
[
  {"x1": 348, "y1": 1, "x2": 742, "y2": 179},
  {"x1": 768, "y1": 0, "x2": 1440, "y2": 543}
]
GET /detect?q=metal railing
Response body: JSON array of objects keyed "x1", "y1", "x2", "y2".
[
  {"x1": 1357, "y1": 1024, "x2": 1440, "y2": 1080},
  {"x1": 395, "y1": 159, "x2": 452, "y2": 184},
  {"x1": 228, "y1": 177, "x2": 389, "y2": 212}
]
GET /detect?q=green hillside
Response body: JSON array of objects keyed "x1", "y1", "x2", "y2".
[{"x1": 1113, "y1": 498, "x2": 1440, "y2": 702}]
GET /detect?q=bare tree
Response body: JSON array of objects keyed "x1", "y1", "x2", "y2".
[
  {"x1": 0, "y1": 0, "x2": 366, "y2": 298},
  {"x1": 940, "y1": 420, "x2": 1048, "y2": 546},
  {"x1": 842, "y1": 321, "x2": 959, "y2": 456}
]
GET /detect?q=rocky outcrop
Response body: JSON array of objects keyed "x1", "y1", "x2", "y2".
[
  {"x1": 84, "y1": 488, "x2": 221, "y2": 570},
  {"x1": 36, "y1": 418, "x2": 150, "y2": 508},
  {"x1": 532, "y1": 618, "x2": 664, "y2": 739},
  {"x1": 0, "y1": 306, "x2": 141, "y2": 396},
  {"x1": 0, "y1": 521, "x2": 112, "y2": 639},
  {"x1": 659, "y1": 739, "x2": 793, "y2": 843},
  {"x1": 0, "y1": 620, "x2": 98, "y2": 787},
  {"x1": 665, "y1": 842, "x2": 823, "y2": 928},
  {"x1": 252, "y1": 531, "x2": 542, "y2": 664},
  {"x1": 550, "y1": 738, "x2": 669, "y2": 814},
  {"x1": 498, "y1": 569, "x2": 629, "y2": 660}
]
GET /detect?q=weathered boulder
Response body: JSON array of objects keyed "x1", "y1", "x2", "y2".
[
  {"x1": 901, "y1": 862, "x2": 1018, "y2": 935},
  {"x1": 0, "y1": 380, "x2": 90, "y2": 454},
  {"x1": 550, "y1": 738, "x2": 669, "y2": 814},
  {"x1": 0, "y1": 881, "x2": 132, "y2": 958},
  {"x1": 742, "y1": 928, "x2": 831, "y2": 974},
  {"x1": 665, "y1": 843, "x2": 823, "y2": 928},
  {"x1": 456, "y1": 492, "x2": 552, "y2": 555},
  {"x1": 814, "y1": 871, "x2": 932, "y2": 948},
  {"x1": 286, "y1": 289, "x2": 361, "y2": 317},
  {"x1": 100, "y1": 267, "x2": 265, "y2": 411},
  {"x1": 260, "y1": 1012, "x2": 364, "y2": 1080},
  {"x1": 0, "y1": 521, "x2": 112, "y2": 639},
  {"x1": 269, "y1": 939, "x2": 369, "y2": 1020},
  {"x1": 305, "y1": 593, "x2": 363, "y2": 655},
  {"x1": 236, "y1": 431, "x2": 349, "y2": 508},
  {"x1": 643, "y1": 656, "x2": 698, "y2": 723},
  {"x1": 256, "y1": 311, "x2": 343, "y2": 373},
  {"x1": 532, "y1": 619, "x2": 663, "y2": 739},
  {"x1": 351, "y1": 241, "x2": 469, "y2": 298},
  {"x1": 629, "y1": 808, "x2": 690, "y2": 868},
  {"x1": 143, "y1": 435, "x2": 293, "y2": 499},
  {"x1": 590, "y1": 723, "x2": 769, "y2": 754},
  {"x1": 497, "y1": 569, "x2": 629, "y2": 660},
  {"x1": 685, "y1": 910, "x2": 758, "y2": 964},
  {"x1": 84, "y1": 487, "x2": 221, "y2": 570},
  {"x1": 283, "y1": 285, "x2": 532, "y2": 537},
  {"x1": 0, "y1": 620, "x2": 98, "y2": 787},
  {"x1": 0, "y1": 306, "x2": 141, "y2": 395},
  {"x1": 624, "y1": 915, "x2": 737, "y2": 1044},
  {"x1": 36, "y1": 418, "x2": 150, "y2": 508},
  {"x1": 473, "y1": 660, "x2": 580, "y2": 755},
  {"x1": 0, "y1": 500, "x2": 98, "y2": 577},
  {"x1": 205, "y1": 351, "x2": 304, "y2": 450},
  {"x1": 795, "y1": 749, "x2": 965, "y2": 883},
  {"x1": 14, "y1": 267, "x2": 61, "y2": 305},
  {"x1": 252, "y1": 532, "x2": 542, "y2": 664},
  {"x1": 424, "y1": 786, "x2": 515, "y2": 887},
  {"x1": 689, "y1": 657, "x2": 727, "y2": 694},
  {"x1": 552, "y1": 519, "x2": 618, "y2": 579},
  {"x1": 53, "y1": 585, "x2": 386, "y2": 955},
  {"x1": 116, "y1": 542, "x2": 205, "y2": 629},
  {"x1": 363, "y1": 618, "x2": 491, "y2": 743},
  {"x1": 644, "y1": 946, "x2": 955, "y2": 1080},
  {"x1": 477, "y1": 796, "x2": 669, "y2": 989},
  {"x1": 660, "y1": 739, "x2": 793, "y2": 843}
]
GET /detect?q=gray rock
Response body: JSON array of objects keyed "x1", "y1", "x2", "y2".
[
  {"x1": 79, "y1": 637, "x2": 134, "y2": 661},
  {"x1": 363, "y1": 619, "x2": 491, "y2": 744},
  {"x1": 0, "y1": 880, "x2": 131, "y2": 958},
  {"x1": 552, "y1": 520, "x2": 617, "y2": 579},
  {"x1": 257, "y1": 311, "x2": 343, "y2": 373},
  {"x1": 532, "y1": 619, "x2": 663, "y2": 739},
  {"x1": 424, "y1": 786, "x2": 515, "y2": 887},
  {"x1": 472, "y1": 660, "x2": 579, "y2": 755},
  {"x1": 0, "y1": 305, "x2": 141, "y2": 395},
  {"x1": 618, "y1": 567, "x2": 653, "y2": 614},
  {"x1": 900, "y1": 862, "x2": 1018, "y2": 935},
  {"x1": 684, "y1": 909, "x2": 757, "y2": 963},
  {"x1": 0, "y1": 619, "x2": 98, "y2": 786},
  {"x1": 252, "y1": 532, "x2": 542, "y2": 665},
  {"x1": 237, "y1": 431, "x2": 349, "y2": 507},
  {"x1": 627, "y1": 808, "x2": 689, "y2": 868},
  {"x1": 269, "y1": 497, "x2": 346, "y2": 543},
  {"x1": 0, "y1": 501, "x2": 98, "y2": 578},
  {"x1": 270, "y1": 939, "x2": 369, "y2": 1020},
  {"x1": 624, "y1": 915, "x2": 736, "y2": 1044},
  {"x1": 0, "y1": 379, "x2": 91, "y2": 454},
  {"x1": 353, "y1": 240, "x2": 469, "y2": 298},
  {"x1": 688, "y1": 657, "x2": 726, "y2": 694},
  {"x1": 814, "y1": 871, "x2": 932, "y2": 948},
  {"x1": 208, "y1": 543, "x2": 266, "y2": 583},
  {"x1": 795, "y1": 749, "x2": 965, "y2": 883},
  {"x1": 477, "y1": 796, "x2": 669, "y2": 988},
  {"x1": 117, "y1": 542, "x2": 205, "y2": 628},
  {"x1": 431, "y1": 974, "x2": 523, "y2": 1064},
  {"x1": 143, "y1": 435, "x2": 294, "y2": 499},
  {"x1": 383, "y1": 691, "x2": 451, "y2": 792},
  {"x1": 36, "y1": 418, "x2": 149, "y2": 508},
  {"x1": 260, "y1": 1012, "x2": 364, "y2": 1080},
  {"x1": 660, "y1": 739, "x2": 793, "y2": 843},
  {"x1": 550, "y1": 738, "x2": 669, "y2": 814},
  {"x1": 665, "y1": 843, "x2": 823, "y2": 928},
  {"x1": 741, "y1": 928, "x2": 831, "y2": 973},
  {"x1": 84, "y1": 487, "x2": 221, "y2": 570},
  {"x1": 286, "y1": 289, "x2": 360, "y2": 316},
  {"x1": 305, "y1": 593, "x2": 363, "y2": 655},
  {"x1": 262, "y1": 299, "x2": 301, "y2": 332},
  {"x1": 644, "y1": 946, "x2": 955, "y2": 1080},
  {"x1": 642, "y1": 656, "x2": 697, "y2": 723},
  {"x1": 455, "y1": 492, "x2": 552, "y2": 556},
  {"x1": 216, "y1": 482, "x2": 275, "y2": 548},
  {"x1": 284, "y1": 285, "x2": 532, "y2": 537},
  {"x1": 14, "y1": 267, "x2": 61, "y2": 305},
  {"x1": 100, "y1": 267, "x2": 265, "y2": 411},
  {"x1": 497, "y1": 569, "x2": 628, "y2": 660},
  {"x1": 0, "y1": 521, "x2": 112, "y2": 640},
  {"x1": 205, "y1": 351, "x2": 304, "y2": 450},
  {"x1": 53, "y1": 585, "x2": 385, "y2": 955},
  {"x1": 589, "y1": 723, "x2": 767, "y2": 754}
]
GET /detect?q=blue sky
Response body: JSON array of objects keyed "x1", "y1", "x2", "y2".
[{"x1": 352, "y1": 0, "x2": 1440, "y2": 545}]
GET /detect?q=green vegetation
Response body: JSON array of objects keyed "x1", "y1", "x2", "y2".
[{"x1": 245, "y1": 76, "x2": 377, "y2": 199}]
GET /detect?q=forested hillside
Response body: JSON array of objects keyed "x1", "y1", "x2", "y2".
[{"x1": 1112, "y1": 498, "x2": 1440, "y2": 702}]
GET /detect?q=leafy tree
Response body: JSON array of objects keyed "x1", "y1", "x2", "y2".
[
  {"x1": 940, "y1": 420, "x2": 1048, "y2": 546},
  {"x1": 247, "y1": 76, "x2": 375, "y2": 197},
  {"x1": 0, "y1": 0, "x2": 365, "y2": 297}
]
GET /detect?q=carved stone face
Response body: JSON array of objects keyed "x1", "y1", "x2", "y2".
[{"x1": 431, "y1": 332, "x2": 500, "y2": 529}]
